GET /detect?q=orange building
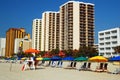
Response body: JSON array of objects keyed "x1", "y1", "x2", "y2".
[{"x1": 5, "y1": 28, "x2": 27, "y2": 57}]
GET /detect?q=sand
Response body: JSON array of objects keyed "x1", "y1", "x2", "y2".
[{"x1": 0, "y1": 62, "x2": 119, "y2": 80}]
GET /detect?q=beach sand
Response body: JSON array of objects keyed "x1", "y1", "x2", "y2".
[{"x1": 0, "y1": 62, "x2": 119, "y2": 80}]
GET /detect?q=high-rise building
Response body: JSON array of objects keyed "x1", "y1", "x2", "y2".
[
  {"x1": 41, "y1": 11, "x2": 60, "y2": 51},
  {"x1": 5, "y1": 28, "x2": 26, "y2": 57},
  {"x1": 59, "y1": 1, "x2": 94, "y2": 50},
  {"x1": 32, "y1": 19, "x2": 42, "y2": 50},
  {"x1": 32, "y1": 1, "x2": 94, "y2": 51},
  {"x1": 98, "y1": 27, "x2": 120, "y2": 58},
  {"x1": 0, "y1": 38, "x2": 6, "y2": 56}
]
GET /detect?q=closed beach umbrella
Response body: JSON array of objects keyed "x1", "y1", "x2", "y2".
[
  {"x1": 74, "y1": 57, "x2": 88, "y2": 61},
  {"x1": 89, "y1": 56, "x2": 108, "y2": 62}
]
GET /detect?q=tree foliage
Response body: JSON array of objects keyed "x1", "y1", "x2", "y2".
[
  {"x1": 79, "y1": 46, "x2": 98, "y2": 57},
  {"x1": 63, "y1": 49, "x2": 73, "y2": 56},
  {"x1": 114, "y1": 46, "x2": 120, "y2": 55},
  {"x1": 50, "y1": 49, "x2": 59, "y2": 56}
]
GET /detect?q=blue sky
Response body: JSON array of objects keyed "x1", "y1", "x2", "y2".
[{"x1": 0, "y1": 0, "x2": 120, "y2": 44}]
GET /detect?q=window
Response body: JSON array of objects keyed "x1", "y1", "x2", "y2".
[
  {"x1": 106, "y1": 47, "x2": 111, "y2": 50},
  {"x1": 112, "y1": 41, "x2": 117, "y2": 44},
  {"x1": 99, "y1": 53, "x2": 104, "y2": 56},
  {"x1": 100, "y1": 38, "x2": 104, "y2": 40},
  {"x1": 105, "y1": 32, "x2": 110, "y2": 35},
  {"x1": 111, "y1": 30, "x2": 117, "y2": 34},
  {"x1": 100, "y1": 48, "x2": 104, "y2": 50},
  {"x1": 99, "y1": 33, "x2": 104, "y2": 36},
  {"x1": 105, "y1": 42, "x2": 110, "y2": 45},
  {"x1": 111, "y1": 36, "x2": 117, "y2": 39},
  {"x1": 112, "y1": 47, "x2": 115, "y2": 50},
  {"x1": 106, "y1": 53, "x2": 111, "y2": 55},
  {"x1": 105, "y1": 37, "x2": 110, "y2": 40},
  {"x1": 100, "y1": 43, "x2": 104, "y2": 45}
]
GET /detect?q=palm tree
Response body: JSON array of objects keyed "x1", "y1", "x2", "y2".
[
  {"x1": 63, "y1": 49, "x2": 73, "y2": 56},
  {"x1": 72, "y1": 49, "x2": 79, "y2": 58},
  {"x1": 79, "y1": 46, "x2": 98, "y2": 57},
  {"x1": 50, "y1": 49, "x2": 59, "y2": 56},
  {"x1": 114, "y1": 46, "x2": 120, "y2": 55}
]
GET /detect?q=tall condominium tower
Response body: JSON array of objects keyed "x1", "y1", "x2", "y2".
[
  {"x1": 32, "y1": 19, "x2": 42, "y2": 50},
  {"x1": 5, "y1": 28, "x2": 26, "y2": 57},
  {"x1": 41, "y1": 11, "x2": 60, "y2": 51},
  {"x1": 59, "y1": 1, "x2": 94, "y2": 50}
]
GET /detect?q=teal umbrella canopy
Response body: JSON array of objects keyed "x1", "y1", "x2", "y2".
[
  {"x1": 74, "y1": 57, "x2": 88, "y2": 61},
  {"x1": 42, "y1": 58, "x2": 51, "y2": 61}
]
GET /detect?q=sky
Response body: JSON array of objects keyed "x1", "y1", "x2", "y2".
[{"x1": 0, "y1": 0, "x2": 120, "y2": 44}]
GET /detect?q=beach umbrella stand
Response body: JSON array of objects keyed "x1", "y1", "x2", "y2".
[{"x1": 89, "y1": 56, "x2": 108, "y2": 72}]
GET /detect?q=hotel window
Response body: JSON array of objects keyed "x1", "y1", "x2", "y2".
[
  {"x1": 106, "y1": 53, "x2": 111, "y2": 55},
  {"x1": 112, "y1": 41, "x2": 117, "y2": 44},
  {"x1": 100, "y1": 48, "x2": 104, "y2": 50},
  {"x1": 111, "y1": 30, "x2": 117, "y2": 34},
  {"x1": 106, "y1": 47, "x2": 111, "y2": 50},
  {"x1": 100, "y1": 38, "x2": 104, "y2": 40},
  {"x1": 105, "y1": 32, "x2": 110, "y2": 35},
  {"x1": 112, "y1": 47, "x2": 116, "y2": 50},
  {"x1": 99, "y1": 33, "x2": 104, "y2": 36},
  {"x1": 112, "y1": 52, "x2": 117, "y2": 55},
  {"x1": 105, "y1": 42, "x2": 110, "y2": 45},
  {"x1": 111, "y1": 36, "x2": 117, "y2": 39},
  {"x1": 100, "y1": 53, "x2": 104, "y2": 56},
  {"x1": 105, "y1": 37, "x2": 110, "y2": 40},
  {"x1": 100, "y1": 43, "x2": 104, "y2": 45}
]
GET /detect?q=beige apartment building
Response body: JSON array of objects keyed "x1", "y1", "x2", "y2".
[
  {"x1": 59, "y1": 1, "x2": 94, "y2": 50},
  {"x1": 5, "y1": 28, "x2": 26, "y2": 57},
  {"x1": 41, "y1": 11, "x2": 60, "y2": 51},
  {"x1": 32, "y1": 19, "x2": 42, "y2": 50},
  {"x1": 32, "y1": 1, "x2": 94, "y2": 51}
]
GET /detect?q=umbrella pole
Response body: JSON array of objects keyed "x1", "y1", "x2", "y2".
[{"x1": 10, "y1": 61, "x2": 12, "y2": 71}]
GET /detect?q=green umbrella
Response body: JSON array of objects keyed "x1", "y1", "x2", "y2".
[
  {"x1": 74, "y1": 57, "x2": 88, "y2": 61},
  {"x1": 42, "y1": 58, "x2": 50, "y2": 61}
]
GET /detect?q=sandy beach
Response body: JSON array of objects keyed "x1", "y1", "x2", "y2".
[{"x1": 0, "y1": 62, "x2": 119, "y2": 80}]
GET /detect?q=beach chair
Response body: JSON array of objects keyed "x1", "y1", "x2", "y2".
[
  {"x1": 79, "y1": 62, "x2": 87, "y2": 71},
  {"x1": 94, "y1": 63, "x2": 104, "y2": 72},
  {"x1": 22, "y1": 60, "x2": 29, "y2": 71},
  {"x1": 51, "y1": 61, "x2": 57, "y2": 67},
  {"x1": 10, "y1": 57, "x2": 18, "y2": 63},
  {"x1": 29, "y1": 61, "x2": 35, "y2": 70},
  {"x1": 64, "y1": 61, "x2": 76, "y2": 69},
  {"x1": 5, "y1": 58, "x2": 11, "y2": 63},
  {"x1": 111, "y1": 68, "x2": 120, "y2": 74},
  {"x1": 56, "y1": 61, "x2": 63, "y2": 68},
  {"x1": 22, "y1": 57, "x2": 35, "y2": 70},
  {"x1": 42, "y1": 61, "x2": 51, "y2": 67},
  {"x1": 103, "y1": 63, "x2": 108, "y2": 72}
]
